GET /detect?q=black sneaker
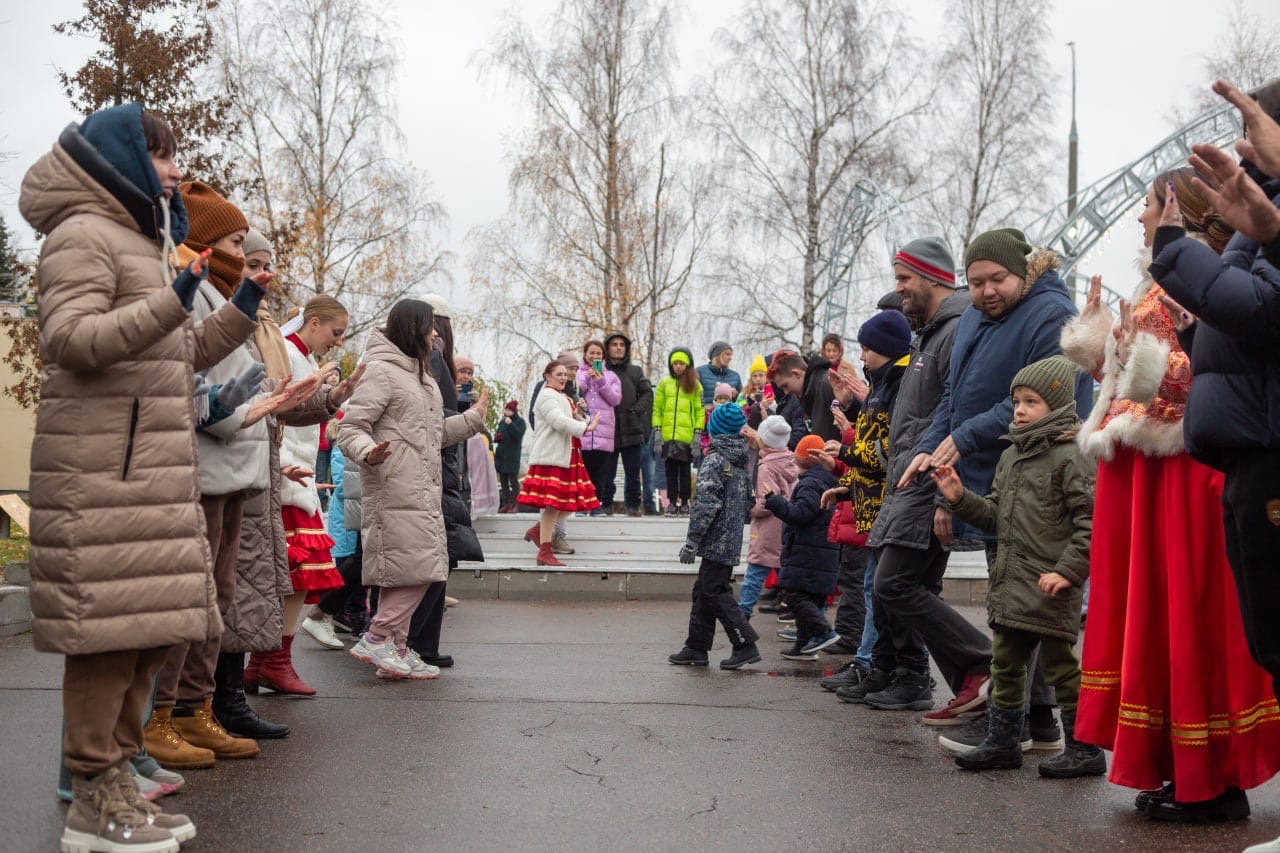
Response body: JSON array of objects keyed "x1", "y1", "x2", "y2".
[
  {"x1": 938, "y1": 713, "x2": 1034, "y2": 754},
  {"x1": 1146, "y1": 788, "x2": 1249, "y2": 822},
  {"x1": 865, "y1": 671, "x2": 933, "y2": 711},
  {"x1": 781, "y1": 642, "x2": 818, "y2": 661},
  {"x1": 758, "y1": 587, "x2": 779, "y2": 602},
  {"x1": 836, "y1": 667, "x2": 893, "y2": 704},
  {"x1": 757, "y1": 601, "x2": 783, "y2": 614},
  {"x1": 820, "y1": 660, "x2": 869, "y2": 692},
  {"x1": 1028, "y1": 716, "x2": 1064, "y2": 751},
  {"x1": 822, "y1": 640, "x2": 860, "y2": 656},
  {"x1": 720, "y1": 644, "x2": 762, "y2": 670},
  {"x1": 663, "y1": 504, "x2": 679, "y2": 517},
  {"x1": 668, "y1": 647, "x2": 709, "y2": 666}
]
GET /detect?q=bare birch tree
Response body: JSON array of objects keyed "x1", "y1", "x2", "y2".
[
  {"x1": 470, "y1": 0, "x2": 713, "y2": 375},
  {"x1": 930, "y1": 0, "x2": 1056, "y2": 255},
  {"x1": 213, "y1": 0, "x2": 447, "y2": 332},
  {"x1": 700, "y1": 0, "x2": 922, "y2": 353}
]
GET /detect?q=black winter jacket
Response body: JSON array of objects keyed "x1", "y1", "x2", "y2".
[
  {"x1": 603, "y1": 333, "x2": 654, "y2": 448},
  {"x1": 493, "y1": 413, "x2": 526, "y2": 475},
  {"x1": 685, "y1": 434, "x2": 752, "y2": 565},
  {"x1": 431, "y1": 349, "x2": 481, "y2": 566},
  {"x1": 800, "y1": 355, "x2": 859, "y2": 442},
  {"x1": 1150, "y1": 218, "x2": 1280, "y2": 468},
  {"x1": 772, "y1": 389, "x2": 809, "y2": 451},
  {"x1": 766, "y1": 466, "x2": 840, "y2": 595}
]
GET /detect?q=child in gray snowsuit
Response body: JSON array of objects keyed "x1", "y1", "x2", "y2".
[{"x1": 668, "y1": 403, "x2": 762, "y2": 670}]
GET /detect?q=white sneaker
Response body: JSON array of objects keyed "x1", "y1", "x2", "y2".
[
  {"x1": 299, "y1": 614, "x2": 344, "y2": 649},
  {"x1": 351, "y1": 635, "x2": 412, "y2": 677},
  {"x1": 1245, "y1": 837, "x2": 1280, "y2": 852},
  {"x1": 404, "y1": 650, "x2": 441, "y2": 680},
  {"x1": 444, "y1": 595, "x2": 459, "y2": 607}
]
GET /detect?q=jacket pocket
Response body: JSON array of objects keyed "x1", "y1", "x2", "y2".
[{"x1": 121, "y1": 398, "x2": 140, "y2": 479}]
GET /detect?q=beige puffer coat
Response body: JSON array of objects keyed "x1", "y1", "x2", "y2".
[
  {"x1": 337, "y1": 330, "x2": 482, "y2": 588},
  {"x1": 20, "y1": 139, "x2": 256, "y2": 655}
]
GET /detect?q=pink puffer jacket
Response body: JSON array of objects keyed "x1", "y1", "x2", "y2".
[{"x1": 576, "y1": 364, "x2": 623, "y2": 452}]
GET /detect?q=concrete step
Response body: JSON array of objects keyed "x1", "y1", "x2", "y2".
[
  {"x1": 474, "y1": 514, "x2": 695, "y2": 538},
  {"x1": 0, "y1": 584, "x2": 31, "y2": 637},
  {"x1": 3, "y1": 560, "x2": 30, "y2": 586}
]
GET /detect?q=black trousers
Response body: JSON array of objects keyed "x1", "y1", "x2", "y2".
[
  {"x1": 1222, "y1": 449, "x2": 1280, "y2": 700},
  {"x1": 581, "y1": 449, "x2": 615, "y2": 509},
  {"x1": 873, "y1": 537, "x2": 992, "y2": 690},
  {"x1": 617, "y1": 444, "x2": 644, "y2": 510},
  {"x1": 834, "y1": 545, "x2": 868, "y2": 644},
  {"x1": 499, "y1": 472, "x2": 521, "y2": 506},
  {"x1": 781, "y1": 589, "x2": 831, "y2": 643},
  {"x1": 318, "y1": 539, "x2": 363, "y2": 616},
  {"x1": 406, "y1": 580, "x2": 448, "y2": 658},
  {"x1": 664, "y1": 458, "x2": 692, "y2": 505},
  {"x1": 685, "y1": 559, "x2": 759, "y2": 652}
]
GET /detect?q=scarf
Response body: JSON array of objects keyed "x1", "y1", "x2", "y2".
[
  {"x1": 181, "y1": 241, "x2": 244, "y2": 298},
  {"x1": 1006, "y1": 402, "x2": 1080, "y2": 453}
]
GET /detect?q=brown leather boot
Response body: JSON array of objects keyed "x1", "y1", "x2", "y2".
[
  {"x1": 171, "y1": 698, "x2": 260, "y2": 759},
  {"x1": 144, "y1": 707, "x2": 216, "y2": 770}
]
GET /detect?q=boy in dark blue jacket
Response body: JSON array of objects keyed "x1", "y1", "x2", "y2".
[
  {"x1": 669, "y1": 403, "x2": 762, "y2": 671},
  {"x1": 766, "y1": 435, "x2": 842, "y2": 660}
]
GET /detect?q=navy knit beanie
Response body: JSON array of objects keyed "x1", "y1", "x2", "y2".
[
  {"x1": 857, "y1": 311, "x2": 912, "y2": 360},
  {"x1": 707, "y1": 402, "x2": 747, "y2": 436}
]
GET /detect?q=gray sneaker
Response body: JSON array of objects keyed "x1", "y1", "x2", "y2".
[
  {"x1": 350, "y1": 635, "x2": 413, "y2": 677},
  {"x1": 62, "y1": 767, "x2": 180, "y2": 853}
]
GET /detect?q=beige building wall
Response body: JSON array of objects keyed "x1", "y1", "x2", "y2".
[{"x1": 0, "y1": 320, "x2": 35, "y2": 492}]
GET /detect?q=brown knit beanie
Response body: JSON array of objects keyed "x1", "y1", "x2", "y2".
[
  {"x1": 1010, "y1": 355, "x2": 1079, "y2": 411},
  {"x1": 179, "y1": 181, "x2": 249, "y2": 246},
  {"x1": 964, "y1": 228, "x2": 1032, "y2": 279}
]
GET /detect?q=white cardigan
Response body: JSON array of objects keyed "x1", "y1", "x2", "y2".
[
  {"x1": 528, "y1": 387, "x2": 588, "y2": 468},
  {"x1": 280, "y1": 336, "x2": 323, "y2": 515}
]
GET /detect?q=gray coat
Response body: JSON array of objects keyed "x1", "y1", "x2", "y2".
[
  {"x1": 684, "y1": 434, "x2": 751, "y2": 565},
  {"x1": 867, "y1": 291, "x2": 968, "y2": 551}
]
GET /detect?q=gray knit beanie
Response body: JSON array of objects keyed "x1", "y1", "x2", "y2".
[
  {"x1": 243, "y1": 228, "x2": 271, "y2": 258},
  {"x1": 708, "y1": 340, "x2": 732, "y2": 361},
  {"x1": 1010, "y1": 355, "x2": 1079, "y2": 411},
  {"x1": 893, "y1": 237, "x2": 956, "y2": 287}
]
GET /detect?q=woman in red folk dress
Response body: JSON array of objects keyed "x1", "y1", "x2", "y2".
[
  {"x1": 519, "y1": 360, "x2": 602, "y2": 566},
  {"x1": 249, "y1": 295, "x2": 349, "y2": 696},
  {"x1": 1061, "y1": 168, "x2": 1280, "y2": 822}
]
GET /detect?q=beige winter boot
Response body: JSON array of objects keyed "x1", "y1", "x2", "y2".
[
  {"x1": 144, "y1": 707, "x2": 216, "y2": 770},
  {"x1": 115, "y1": 763, "x2": 197, "y2": 843},
  {"x1": 61, "y1": 766, "x2": 178, "y2": 853}
]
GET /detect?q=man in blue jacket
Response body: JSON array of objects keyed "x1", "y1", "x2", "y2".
[
  {"x1": 885, "y1": 229, "x2": 1091, "y2": 726},
  {"x1": 697, "y1": 341, "x2": 743, "y2": 407}
]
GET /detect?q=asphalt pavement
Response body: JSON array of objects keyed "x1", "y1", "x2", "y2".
[{"x1": 1, "y1": 600, "x2": 1277, "y2": 852}]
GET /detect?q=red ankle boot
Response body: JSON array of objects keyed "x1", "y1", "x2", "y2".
[
  {"x1": 244, "y1": 651, "x2": 267, "y2": 694},
  {"x1": 255, "y1": 635, "x2": 317, "y2": 696},
  {"x1": 536, "y1": 542, "x2": 564, "y2": 567},
  {"x1": 524, "y1": 523, "x2": 541, "y2": 545}
]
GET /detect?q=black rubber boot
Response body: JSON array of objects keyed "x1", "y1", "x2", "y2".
[
  {"x1": 1038, "y1": 711, "x2": 1107, "y2": 778},
  {"x1": 213, "y1": 652, "x2": 290, "y2": 740},
  {"x1": 668, "y1": 647, "x2": 709, "y2": 666},
  {"x1": 956, "y1": 706, "x2": 1024, "y2": 771}
]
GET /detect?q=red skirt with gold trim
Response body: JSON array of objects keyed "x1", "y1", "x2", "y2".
[
  {"x1": 282, "y1": 504, "x2": 343, "y2": 602},
  {"x1": 517, "y1": 440, "x2": 600, "y2": 512},
  {"x1": 1076, "y1": 447, "x2": 1280, "y2": 802}
]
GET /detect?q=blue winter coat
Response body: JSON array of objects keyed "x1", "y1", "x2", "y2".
[
  {"x1": 916, "y1": 253, "x2": 1091, "y2": 545},
  {"x1": 684, "y1": 433, "x2": 751, "y2": 565},
  {"x1": 325, "y1": 446, "x2": 358, "y2": 560},
  {"x1": 1149, "y1": 219, "x2": 1280, "y2": 468},
  {"x1": 765, "y1": 466, "x2": 840, "y2": 595},
  {"x1": 696, "y1": 362, "x2": 743, "y2": 407}
]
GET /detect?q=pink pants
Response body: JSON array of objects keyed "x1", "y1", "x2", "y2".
[{"x1": 367, "y1": 584, "x2": 429, "y2": 648}]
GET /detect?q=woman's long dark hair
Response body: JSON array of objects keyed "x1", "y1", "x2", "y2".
[
  {"x1": 434, "y1": 314, "x2": 457, "y2": 382},
  {"x1": 384, "y1": 299, "x2": 436, "y2": 382}
]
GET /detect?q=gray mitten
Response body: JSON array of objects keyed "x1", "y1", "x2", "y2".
[
  {"x1": 192, "y1": 369, "x2": 213, "y2": 400},
  {"x1": 679, "y1": 543, "x2": 696, "y2": 564},
  {"x1": 217, "y1": 362, "x2": 267, "y2": 410}
]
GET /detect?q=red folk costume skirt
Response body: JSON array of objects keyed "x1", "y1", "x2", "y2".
[
  {"x1": 517, "y1": 438, "x2": 601, "y2": 512},
  {"x1": 1076, "y1": 447, "x2": 1280, "y2": 802},
  {"x1": 281, "y1": 504, "x2": 343, "y2": 604}
]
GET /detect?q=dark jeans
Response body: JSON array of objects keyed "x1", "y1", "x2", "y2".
[
  {"x1": 664, "y1": 458, "x2": 692, "y2": 505},
  {"x1": 781, "y1": 589, "x2": 831, "y2": 643},
  {"x1": 873, "y1": 537, "x2": 992, "y2": 692},
  {"x1": 640, "y1": 442, "x2": 658, "y2": 510},
  {"x1": 406, "y1": 580, "x2": 448, "y2": 658},
  {"x1": 834, "y1": 545, "x2": 868, "y2": 645},
  {"x1": 685, "y1": 559, "x2": 759, "y2": 652},
  {"x1": 581, "y1": 449, "x2": 615, "y2": 509},
  {"x1": 499, "y1": 471, "x2": 521, "y2": 506},
  {"x1": 618, "y1": 444, "x2": 643, "y2": 510},
  {"x1": 1222, "y1": 449, "x2": 1280, "y2": 700},
  {"x1": 316, "y1": 447, "x2": 332, "y2": 510},
  {"x1": 318, "y1": 541, "x2": 364, "y2": 616}
]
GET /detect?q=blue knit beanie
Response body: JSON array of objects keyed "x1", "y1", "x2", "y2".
[
  {"x1": 707, "y1": 402, "x2": 747, "y2": 436},
  {"x1": 857, "y1": 310, "x2": 912, "y2": 360}
]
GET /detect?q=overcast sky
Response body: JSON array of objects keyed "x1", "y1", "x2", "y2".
[{"x1": 2, "y1": 0, "x2": 1278, "y2": 366}]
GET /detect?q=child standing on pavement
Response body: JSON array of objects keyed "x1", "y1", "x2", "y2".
[
  {"x1": 767, "y1": 435, "x2": 841, "y2": 660},
  {"x1": 668, "y1": 403, "x2": 762, "y2": 670},
  {"x1": 931, "y1": 355, "x2": 1105, "y2": 778},
  {"x1": 739, "y1": 416, "x2": 799, "y2": 618}
]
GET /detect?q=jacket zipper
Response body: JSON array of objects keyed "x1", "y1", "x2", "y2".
[{"x1": 121, "y1": 398, "x2": 140, "y2": 479}]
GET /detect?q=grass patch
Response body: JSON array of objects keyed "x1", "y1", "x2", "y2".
[{"x1": 0, "y1": 531, "x2": 30, "y2": 571}]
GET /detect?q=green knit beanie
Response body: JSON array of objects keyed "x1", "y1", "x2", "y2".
[
  {"x1": 964, "y1": 228, "x2": 1032, "y2": 279},
  {"x1": 1010, "y1": 355, "x2": 1079, "y2": 411}
]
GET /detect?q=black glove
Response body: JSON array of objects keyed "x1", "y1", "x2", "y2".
[
  {"x1": 170, "y1": 258, "x2": 209, "y2": 311},
  {"x1": 230, "y1": 277, "x2": 268, "y2": 320}
]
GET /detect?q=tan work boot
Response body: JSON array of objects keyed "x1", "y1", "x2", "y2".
[
  {"x1": 171, "y1": 698, "x2": 260, "y2": 759},
  {"x1": 62, "y1": 766, "x2": 179, "y2": 852},
  {"x1": 115, "y1": 763, "x2": 197, "y2": 843},
  {"x1": 144, "y1": 707, "x2": 216, "y2": 770},
  {"x1": 551, "y1": 531, "x2": 575, "y2": 554}
]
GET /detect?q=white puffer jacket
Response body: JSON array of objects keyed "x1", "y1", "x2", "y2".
[
  {"x1": 280, "y1": 335, "x2": 323, "y2": 515},
  {"x1": 527, "y1": 386, "x2": 588, "y2": 468}
]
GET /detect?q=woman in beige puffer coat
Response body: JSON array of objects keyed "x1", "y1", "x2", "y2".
[
  {"x1": 19, "y1": 103, "x2": 262, "y2": 849},
  {"x1": 339, "y1": 299, "x2": 486, "y2": 680}
]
